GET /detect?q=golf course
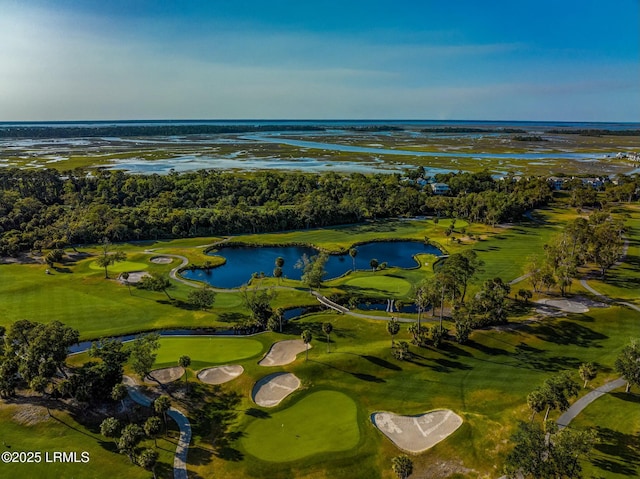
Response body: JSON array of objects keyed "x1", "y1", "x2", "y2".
[{"x1": 1, "y1": 197, "x2": 639, "y2": 479}]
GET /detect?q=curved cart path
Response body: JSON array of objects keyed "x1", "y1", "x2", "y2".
[
  {"x1": 555, "y1": 240, "x2": 637, "y2": 429},
  {"x1": 557, "y1": 378, "x2": 626, "y2": 429},
  {"x1": 123, "y1": 376, "x2": 191, "y2": 479}
]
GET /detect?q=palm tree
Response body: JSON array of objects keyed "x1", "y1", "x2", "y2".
[
  {"x1": 387, "y1": 319, "x2": 400, "y2": 348},
  {"x1": 370, "y1": 258, "x2": 379, "y2": 272},
  {"x1": 322, "y1": 322, "x2": 333, "y2": 353},
  {"x1": 349, "y1": 248, "x2": 358, "y2": 271},
  {"x1": 391, "y1": 455, "x2": 413, "y2": 479},
  {"x1": 579, "y1": 362, "x2": 597, "y2": 388},
  {"x1": 153, "y1": 395, "x2": 171, "y2": 434},
  {"x1": 179, "y1": 355, "x2": 191, "y2": 391},
  {"x1": 121, "y1": 271, "x2": 131, "y2": 295},
  {"x1": 301, "y1": 329, "x2": 312, "y2": 361},
  {"x1": 111, "y1": 383, "x2": 127, "y2": 413}
]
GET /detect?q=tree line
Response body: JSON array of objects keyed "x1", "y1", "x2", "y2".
[{"x1": 0, "y1": 168, "x2": 555, "y2": 255}]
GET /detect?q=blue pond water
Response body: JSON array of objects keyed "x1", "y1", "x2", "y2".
[{"x1": 181, "y1": 241, "x2": 442, "y2": 288}]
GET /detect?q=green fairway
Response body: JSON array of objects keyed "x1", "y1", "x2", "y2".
[
  {"x1": 153, "y1": 337, "x2": 264, "y2": 369},
  {"x1": 342, "y1": 274, "x2": 412, "y2": 297},
  {"x1": 89, "y1": 260, "x2": 149, "y2": 272},
  {"x1": 570, "y1": 390, "x2": 640, "y2": 479},
  {"x1": 241, "y1": 390, "x2": 360, "y2": 462}
]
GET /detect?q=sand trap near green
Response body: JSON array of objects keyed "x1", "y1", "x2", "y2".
[
  {"x1": 242, "y1": 390, "x2": 360, "y2": 462},
  {"x1": 343, "y1": 276, "x2": 412, "y2": 296},
  {"x1": 153, "y1": 337, "x2": 263, "y2": 369},
  {"x1": 372, "y1": 410, "x2": 463, "y2": 453},
  {"x1": 89, "y1": 260, "x2": 149, "y2": 273},
  {"x1": 197, "y1": 365, "x2": 244, "y2": 385}
]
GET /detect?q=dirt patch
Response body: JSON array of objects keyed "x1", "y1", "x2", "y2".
[
  {"x1": 150, "y1": 256, "x2": 173, "y2": 264},
  {"x1": 12, "y1": 404, "x2": 50, "y2": 426},
  {"x1": 118, "y1": 271, "x2": 150, "y2": 284},
  {"x1": 372, "y1": 410, "x2": 463, "y2": 453},
  {"x1": 259, "y1": 339, "x2": 310, "y2": 366},
  {"x1": 144, "y1": 366, "x2": 184, "y2": 385},
  {"x1": 252, "y1": 372, "x2": 301, "y2": 407},
  {"x1": 197, "y1": 365, "x2": 244, "y2": 385}
]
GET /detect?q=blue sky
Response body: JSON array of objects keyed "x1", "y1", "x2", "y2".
[{"x1": 0, "y1": 0, "x2": 638, "y2": 121}]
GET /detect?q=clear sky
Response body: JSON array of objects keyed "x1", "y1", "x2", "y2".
[{"x1": 0, "y1": 0, "x2": 638, "y2": 121}]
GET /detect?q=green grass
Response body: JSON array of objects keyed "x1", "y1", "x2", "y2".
[
  {"x1": 341, "y1": 274, "x2": 412, "y2": 297},
  {"x1": 0, "y1": 405, "x2": 174, "y2": 479},
  {"x1": 570, "y1": 390, "x2": 640, "y2": 479},
  {"x1": 153, "y1": 337, "x2": 264, "y2": 369},
  {"x1": 88, "y1": 260, "x2": 149, "y2": 272},
  {"x1": 241, "y1": 390, "x2": 360, "y2": 462}
]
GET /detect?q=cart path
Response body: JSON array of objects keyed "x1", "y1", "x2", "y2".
[
  {"x1": 123, "y1": 376, "x2": 191, "y2": 479},
  {"x1": 557, "y1": 378, "x2": 626, "y2": 429}
]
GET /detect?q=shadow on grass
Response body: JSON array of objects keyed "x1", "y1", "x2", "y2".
[
  {"x1": 533, "y1": 320, "x2": 607, "y2": 347},
  {"x1": 361, "y1": 354, "x2": 402, "y2": 371},
  {"x1": 245, "y1": 408, "x2": 270, "y2": 419},
  {"x1": 309, "y1": 359, "x2": 385, "y2": 383},
  {"x1": 589, "y1": 425, "x2": 640, "y2": 477},
  {"x1": 408, "y1": 352, "x2": 473, "y2": 373},
  {"x1": 610, "y1": 391, "x2": 640, "y2": 404}
]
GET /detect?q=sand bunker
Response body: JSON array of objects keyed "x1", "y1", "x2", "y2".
[
  {"x1": 197, "y1": 365, "x2": 244, "y2": 385},
  {"x1": 144, "y1": 366, "x2": 184, "y2": 385},
  {"x1": 119, "y1": 271, "x2": 150, "y2": 284},
  {"x1": 535, "y1": 296, "x2": 605, "y2": 316},
  {"x1": 259, "y1": 339, "x2": 310, "y2": 366},
  {"x1": 372, "y1": 410, "x2": 463, "y2": 453},
  {"x1": 252, "y1": 372, "x2": 301, "y2": 407},
  {"x1": 150, "y1": 256, "x2": 173, "y2": 264}
]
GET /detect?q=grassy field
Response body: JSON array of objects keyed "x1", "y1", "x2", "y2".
[
  {"x1": 2, "y1": 202, "x2": 639, "y2": 478},
  {"x1": 570, "y1": 390, "x2": 640, "y2": 479},
  {"x1": 241, "y1": 390, "x2": 360, "y2": 462},
  {"x1": 153, "y1": 337, "x2": 265, "y2": 369},
  {"x1": 0, "y1": 404, "x2": 174, "y2": 479}
]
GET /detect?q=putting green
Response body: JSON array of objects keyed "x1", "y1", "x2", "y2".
[
  {"x1": 343, "y1": 275, "x2": 412, "y2": 296},
  {"x1": 89, "y1": 260, "x2": 148, "y2": 272},
  {"x1": 153, "y1": 337, "x2": 263, "y2": 369},
  {"x1": 242, "y1": 390, "x2": 360, "y2": 462}
]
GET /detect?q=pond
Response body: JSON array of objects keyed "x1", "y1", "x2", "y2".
[{"x1": 180, "y1": 240, "x2": 442, "y2": 288}]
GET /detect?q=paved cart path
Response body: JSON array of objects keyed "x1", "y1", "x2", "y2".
[{"x1": 123, "y1": 376, "x2": 191, "y2": 479}]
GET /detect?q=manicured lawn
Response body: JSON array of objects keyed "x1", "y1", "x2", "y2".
[
  {"x1": 0, "y1": 405, "x2": 174, "y2": 479},
  {"x1": 241, "y1": 390, "x2": 360, "y2": 462},
  {"x1": 153, "y1": 337, "x2": 265, "y2": 369},
  {"x1": 570, "y1": 390, "x2": 640, "y2": 479},
  {"x1": 88, "y1": 260, "x2": 149, "y2": 273},
  {"x1": 341, "y1": 274, "x2": 413, "y2": 297}
]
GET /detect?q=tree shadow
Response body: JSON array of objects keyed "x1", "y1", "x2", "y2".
[
  {"x1": 361, "y1": 354, "x2": 402, "y2": 371},
  {"x1": 245, "y1": 408, "x2": 271, "y2": 419},
  {"x1": 588, "y1": 426, "x2": 640, "y2": 477},
  {"x1": 533, "y1": 320, "x2": 607, "y2": 347},
  {"x1": 217, "y1": 312, "x2": 249, "y2": 323},
  {"x1": 309, "y1": 359, "x2": 385, "y2": 383}
]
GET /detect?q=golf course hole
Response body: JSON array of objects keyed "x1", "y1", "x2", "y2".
[
  {"x1": 259, "y1": 339, "x2": 310, "y2": 366},
  {"x1": 197, "y1": 364, "x2": 244, "y2": 385},
  {"x1": 153, "y1": 337, "x2": 264, "y2": 368},
  {"x1": 144, "y1": 366, "x2": 184, "y2": 385},
  {"x1": 150, "y1": 256, "x2": 173, "y2": 264},
  {"x1": 252, "y1": 372, "x2": 301, "y2": 407},
  {"x1": 243, "y1": 390, "x2": 360, "y2": 462},
  {"x1": 372, "y1": 410, "x2": 463, "y2": 453}
]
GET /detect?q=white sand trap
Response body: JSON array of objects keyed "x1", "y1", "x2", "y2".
[
  {"x1": 372, "y1": 410, "x2": 463, "y2": 453},
  {"x1": 150, "y1": 256, "x2": 173, "y2": 264},
  {"x1": 119, "y1": 271, "x2": 150, "y2": 284},
  {"x1": 197, "y1": 365, "x2": 244, "y2": 385},
  {"x1": 252, "y1": 372, "x2": 301, "y2": 407},
  {"x1": 144, "y1": 366, "x2": 184, "y2": 385},
  {"x1": 258, "y1": 339, "x2": 311, "y2": 366},
  {"x1": 535, "y1": 298, "x2": 589, "y2": 315}
]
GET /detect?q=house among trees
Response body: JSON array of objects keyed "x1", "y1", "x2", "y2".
[{"x1": 431, "y1": 183, "x2": 451, "y2": 195}]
